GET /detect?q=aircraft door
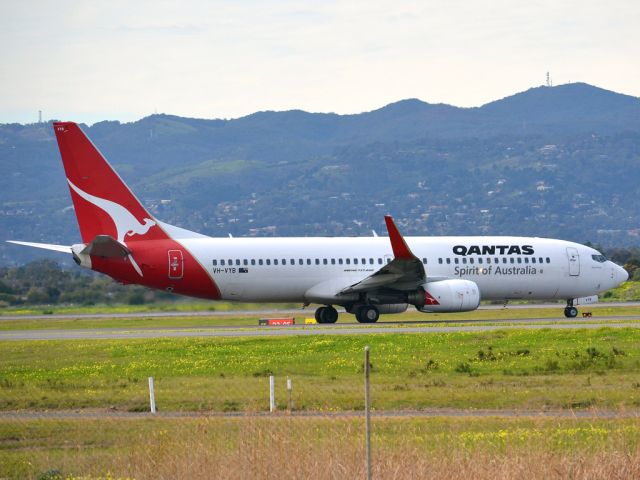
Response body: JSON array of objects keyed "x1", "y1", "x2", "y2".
[
  {"x1": 168, "y1": 250, "x2": 184, "y2": 279},
  {"x1": 566, "y1": 247, "x2": 580, "y2": 276}
]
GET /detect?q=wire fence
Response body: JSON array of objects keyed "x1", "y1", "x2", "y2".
[{"x1": 2, "y1": 345, "x2": 640, "y2": 480}]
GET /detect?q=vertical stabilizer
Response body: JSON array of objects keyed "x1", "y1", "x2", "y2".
[{"x1": 53, "y1": 122, "x2": 156, "y2": 244}]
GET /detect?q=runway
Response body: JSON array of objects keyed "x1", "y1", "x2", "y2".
[
  {"x1": 1, "y1": 319, "x2": 638, "y2": 341},
  {"x1": 2, "y1": 302, "x2": 638, "y2": 322}
]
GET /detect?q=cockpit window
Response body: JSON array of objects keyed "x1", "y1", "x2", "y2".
[{"x1": 591, "y1": 254, "x2": 607, "y2": 263}]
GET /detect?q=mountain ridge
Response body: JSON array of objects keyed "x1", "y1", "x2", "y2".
[{"x1": 1, "y1": 82, "x2": 640, "y2": 265}]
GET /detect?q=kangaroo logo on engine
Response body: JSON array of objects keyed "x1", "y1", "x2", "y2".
[{"x1": 453, "y1": 245, "x2": 534, "y2": 256}]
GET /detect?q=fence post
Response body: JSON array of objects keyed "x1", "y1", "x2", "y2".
[
  {"x1": 148, "y1": 376, "x2": 156, "y2": 414},
  {"x1": 269, "y1": 375, "x2": 276, "y2": 412},
  {"x1": 287, "y1": 377, "x2": 293, "y2": 412},
  {"x1": 364, "y1": 346, "x2": 372, "y2": 480}
]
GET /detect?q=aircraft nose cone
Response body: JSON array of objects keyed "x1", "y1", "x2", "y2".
[{"x1": 618, "y1": 266, "x2": 629, "y2": 283}]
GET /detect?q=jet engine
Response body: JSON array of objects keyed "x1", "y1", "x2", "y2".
[{"x1": 407, "y1": 279, "x2": 480, "y2": 313}]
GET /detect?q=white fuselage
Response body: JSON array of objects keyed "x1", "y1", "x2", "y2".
[{"x1": 171, "y1": 228, "x2": 626, "y2": 304}]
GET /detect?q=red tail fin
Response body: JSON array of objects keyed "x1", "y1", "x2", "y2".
[{"x1": 53, "y1": 122, "x2": 156, "y2": 244}]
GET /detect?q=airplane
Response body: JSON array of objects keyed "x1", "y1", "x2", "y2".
[{"x1": 7, "y1": 122, "x2": 629, "y2": 323}]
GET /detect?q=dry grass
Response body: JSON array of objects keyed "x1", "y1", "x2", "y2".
[{"x1": 3, "y1": 416, "x2": 639, "y2": 480}]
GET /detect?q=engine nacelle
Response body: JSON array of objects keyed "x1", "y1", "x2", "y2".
[
  {"x1": 408, "y1": 279, "x2": 481, "y2": 313},
  {"x1": 377, "y1": 303, "x2": 408, "y2": 314}
]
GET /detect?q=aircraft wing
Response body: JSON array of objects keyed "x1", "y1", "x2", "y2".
[{"x1": 340, "y1": 216, "x2": 426, "y2": 294}]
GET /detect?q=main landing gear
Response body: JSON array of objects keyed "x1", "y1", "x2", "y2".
[
  {"x1": 315, "y1": 305, "x2": 338, "y2": 324},
  {"x1": 355, "y1": 305, "x2": 380, "y2": 324},
  {"x1": 313, "y1": 304, "x2": 381, "y2": 324},
  {"x1": 564, "y1": 300, "x2": 578, "y2": 318}
]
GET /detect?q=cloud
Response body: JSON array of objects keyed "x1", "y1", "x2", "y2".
[{"x1": 1, "y1": 0, "x2": 638, "y2": 124}]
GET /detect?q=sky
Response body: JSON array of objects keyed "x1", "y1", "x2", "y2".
[{"x1": 1, "y1": 0, "x2": 639, "y2": 125}]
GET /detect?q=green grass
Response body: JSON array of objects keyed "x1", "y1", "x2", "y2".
[
  {"x1": 1, "y1": 328, "x2": 639, "y2": 411},
  {"x1": 603, "y1": 280, "x2": 640, "y2": 301},
  {"x1": 0, "y1": 301, "x2": 299, "y2": 317}
]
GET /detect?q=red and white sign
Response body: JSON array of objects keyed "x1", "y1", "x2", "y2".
[{"x1": 168, "y1": 250, "x2": 184, "y2": 279}]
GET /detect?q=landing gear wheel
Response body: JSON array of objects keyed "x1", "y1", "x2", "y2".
[
  {"x1": 315, "y1": 306, "x2": 338, "y2": 324},
  {"x1": 356, "y1": 305, "x2": 380, "y2": 323},
  {"x1": 564, "y1": 306, "x2": 578, "y2": 318}
]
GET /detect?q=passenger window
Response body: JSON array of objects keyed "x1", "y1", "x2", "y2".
[
  {"x1": 212, "y1": 260, "x2": 217, "y2": 266},
  {"x1": 331, "y1": 259, "x2": 336, "y2": 265},
  {"x1": 546, "y1": 257, "x2": 551, "y2": 263},
  {"x1": 517, "y1": 258, "x2": 522, "y2": 264},
  {"x1": 323, "y1": 259, "x2": 328, "y2": 265},
  {"x1": 258, "y1": 259, "x2": 263, "y2": 265},
  {"x1": 315, "y1": 259, "x2": 320, "y2": 265},
  {"x1": 524, "y1": 258, "x2": 528, "y2": 264},
  {"x1": 274, "y1": 259, "x2": 279, "y2": 265},
  {"x1": 236, "y1": 259, "x2": 240, "y2": 266},
  {"x1": 539, "y1": 257, "x2": 543, "y2": 263},
  {"x1": 446, "y1": 258, "x2": 451, "y2": 264},
  {"x1": 266, "y1": 259, "x2": 271, "y2": 265},
  {"x1": 243, "y1": 259, "x2": 248, "y2": 266},
  {"x1": 454, "y1": 258, "x2": 459, "y2": 264},
  {"x1": 469, "y1": 258, "x2": 474, "y2": 264},
  {"x1": 510, "y1": 258, "x2": 515, "y2": 264},
  {"x1": 386, "y1": 258, "x2": 391, "y2": 264},
  {"x1": 221, "y1": 260, "x2": 226, "y2": 266},
  {"x1": 299, "y1": 259, "x2": 303, "y2": 265},
  {"x1": 502, "y1": 258, "x2": 507, "y2": 264},
  {"x1": 346, "y1": 258, "x2": 351, "y2": 265},
  {"x1": 462, "y1": 258, "x2": 467, "y2": 264},
  {"x1": 438, "y1": 258, "x2": 443, "y2": 264},
  {"x1": 362, "y1": 258, "x2": 366, "y2": 264},
  {"x1": 282, "y1": 259, "x2": 286, "y2": 265},
  {"x1": 307, "y1": 259, "x2": 311, "y2": 265},
  {"x1": 532, "y1": 258, "x2": 536, "y2": 264},
  {"x1": 378, "y1": 258, "x2": 383, "y2": 265},
  {"x1": 354, "y1": 258, "x2": 358, "y2": 265},
  {"x1": 369, "y1": 258, "x2": 374, "y2": 264},
  {"x1": 422, "y1": 258, "x2": 427, "y2": 264},
  {"x1": 339, "y1": 259, "x2": 343, "y2": 265},
  {"x1": 228, "y1": 259, "x2": 232, "y2": 265},
  {"x1": 251, "y1": 259, "x2": 256, "y2": 266}
]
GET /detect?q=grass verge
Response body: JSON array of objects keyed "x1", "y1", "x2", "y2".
[
  {"x1": 1, "y1": 328, "x2": 639, "y2": 411},
  {"x1": 1, "y1": 416, "x2": 639, "y2": 479}
]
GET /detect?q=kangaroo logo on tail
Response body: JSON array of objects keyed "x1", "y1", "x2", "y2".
[{"x1": 68, "y1": 180, "x2": 156, "y2": 276}]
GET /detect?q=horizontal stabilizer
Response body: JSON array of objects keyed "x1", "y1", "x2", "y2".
[
  {"x1": 81, "y1": 235, "x2": 131, "y2": 258},
  {"x1": 6, "y1": 240, "x2": 71, "y2": 253}
]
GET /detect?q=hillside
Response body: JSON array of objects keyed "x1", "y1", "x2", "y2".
[{"x1": 1, "y1": 82, "x2": 640, "y2": 265}]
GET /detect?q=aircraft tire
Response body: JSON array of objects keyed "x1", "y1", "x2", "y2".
[
  {"x1": 564, "y1": 306, "x2": 578, "y2": 318},
  {"x1": 356, "y1": 305, "x2": 380, "y2": 323},
  {"x1": 316, "y1": 306, "x2": 338, "y2": 324}
]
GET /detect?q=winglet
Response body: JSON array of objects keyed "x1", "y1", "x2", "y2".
[{"x1": 384, "y1": 215, "x2": 417, "y2": 260}]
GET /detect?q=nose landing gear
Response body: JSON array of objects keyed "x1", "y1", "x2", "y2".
[{"x1": 564, "y1": 300, "x2": 578, "y2": 318}]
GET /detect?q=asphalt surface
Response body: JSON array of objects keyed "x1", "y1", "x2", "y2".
[
  {"x1": 2, "y1": 302, "x2": 639, "y2": 321},
  {"x1": 1, "y1": 319, "x2": 638, "y2": 341}
]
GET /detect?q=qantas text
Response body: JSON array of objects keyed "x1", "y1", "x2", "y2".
[{"x1": 453, "y1": 245, "x2": 534, "y2": 256}]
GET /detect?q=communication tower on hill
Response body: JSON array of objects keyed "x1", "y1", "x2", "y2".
[{"x1": 546, "y1": 72, "x2": 553, "y2": 87}]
